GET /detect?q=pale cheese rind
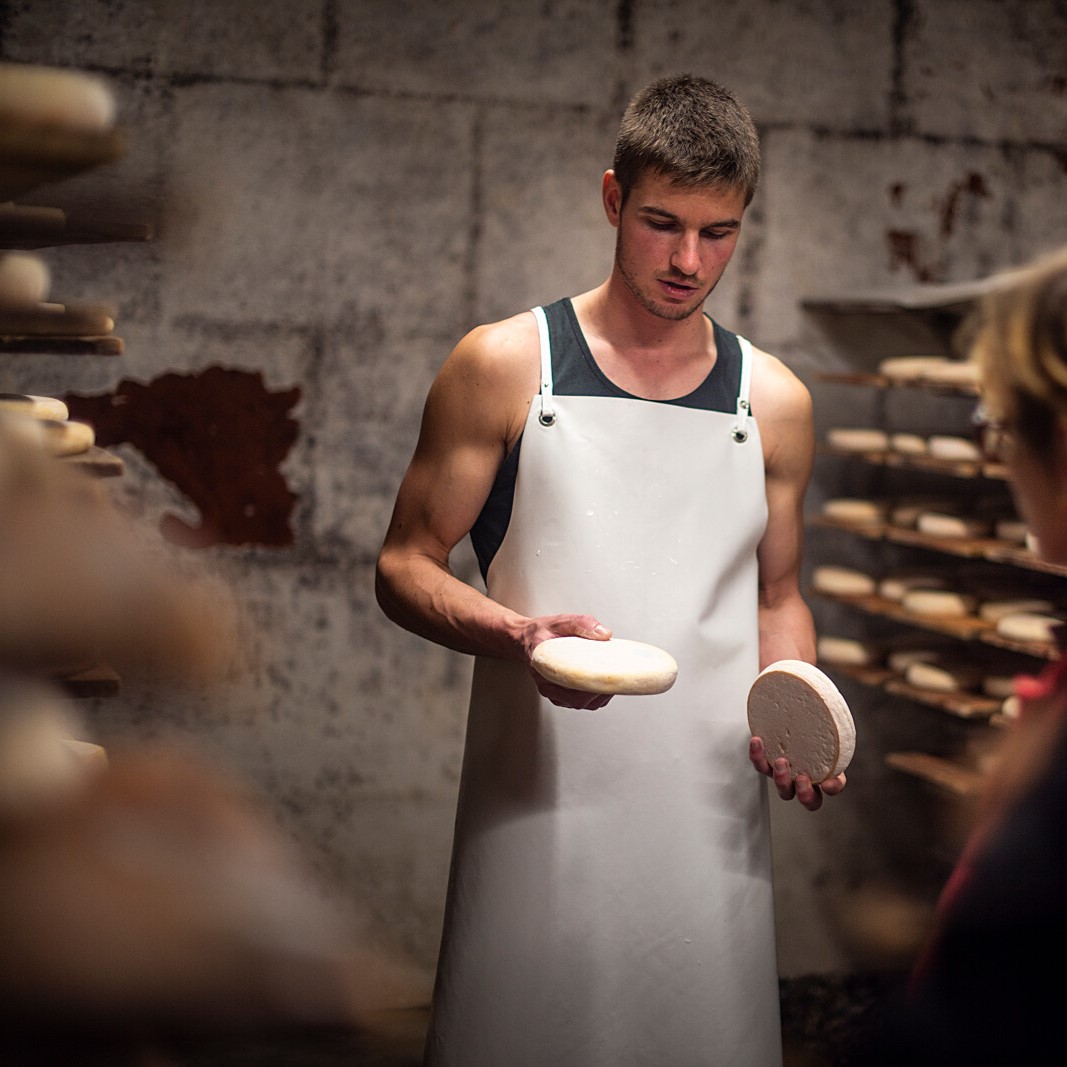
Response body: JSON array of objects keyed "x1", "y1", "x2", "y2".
[
  {"x1": 747, "y1": 659, "x2": 855, "y2": 782},
  {"x1": 531, "y1": 636, "x2": 678, "y2": 695}
]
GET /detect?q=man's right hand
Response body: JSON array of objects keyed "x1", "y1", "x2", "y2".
[{"x1": 523, "y1": 614, "x2": 614, "y2": 709}]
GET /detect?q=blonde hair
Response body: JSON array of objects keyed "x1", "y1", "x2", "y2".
[{"x1": 970, "y1": 245, "x2": 1067, "y2": 459}]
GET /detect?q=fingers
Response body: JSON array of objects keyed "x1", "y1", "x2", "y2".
[
  {"x1": 534, "y1": 677, "x2": 613, "y2": 710},
  {"x1": 794, "y1": 774, "x2": 823, "y2": 812},
  {"x1": 749, "y1": 737, "x2": 772, "y2": 775},
  {"x1": 750, "y1": 737, "x2": 844, "y2": 810}
]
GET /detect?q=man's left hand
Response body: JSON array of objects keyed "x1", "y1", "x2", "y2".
[{"x1": 748, "y1": 736, "x2": 847, "y2": 812}]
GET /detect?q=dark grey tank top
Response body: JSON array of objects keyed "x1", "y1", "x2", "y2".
[{"x1": 470, "y1": 297, "x2": 746, "y2": 580}]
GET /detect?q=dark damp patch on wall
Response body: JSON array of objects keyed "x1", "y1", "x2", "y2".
[{"x1": 66, "y1": 367, "x2": 301, "y2": 549}]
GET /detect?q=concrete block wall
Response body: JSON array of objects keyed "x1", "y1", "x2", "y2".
[{"x1": 1, "y1": 0, "x2": 1064, "y2": 981}]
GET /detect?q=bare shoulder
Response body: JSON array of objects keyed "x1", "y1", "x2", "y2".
[
  {"x1": 748, "y1": 345, "x2": 814, "y2": 476},
  {"x1": 749, "y1": 345, "x2": 812, "y2": 424},
  {"x1": 430, "y1": 310, "x2": 542, "y2": 448}
]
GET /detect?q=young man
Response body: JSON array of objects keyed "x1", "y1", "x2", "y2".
[{"x1": 377, "y1": 74, "x2": 845, "y2": 1067}]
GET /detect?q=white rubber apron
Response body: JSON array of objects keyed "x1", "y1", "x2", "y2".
[{"x1": 425, "y1": 308, "x2": 780, "y2": 1066}]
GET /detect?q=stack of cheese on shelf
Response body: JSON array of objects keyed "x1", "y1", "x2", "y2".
[
  {"x1": 0, "y1": 63, "x2": 122, "y2": 353},
  {"x1": 877, "y1": 354, "x2": 980, "y2": 389},
  {"x1": 0, "y1": 252, "x2": 94, "y2": 457}
]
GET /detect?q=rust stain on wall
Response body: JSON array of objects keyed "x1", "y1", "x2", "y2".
[
  {"x1": 66, "y1": 367, "x2": 301, "y2": 549},
  {"x1": 939, "y1": 172, "x2": 990, "y2": 238}
]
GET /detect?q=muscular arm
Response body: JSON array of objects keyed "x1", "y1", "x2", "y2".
[
  {"x1": 375, "y1": 314, "x2": 612, "y2": 707},
  {"x1": 748, "y1": 351, "x2": 845, "y2": 807},
  {"x1": 753, "y1": 350, "x2": 816, "y2": 669}
]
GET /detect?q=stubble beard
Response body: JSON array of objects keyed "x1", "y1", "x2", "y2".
[{"x1": 614, "y1": 245, "x2": 708, "y2": 323}]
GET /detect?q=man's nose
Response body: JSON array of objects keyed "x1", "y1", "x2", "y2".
[{"x1": 671, "y1": 233, "x2": 700, "y2": 276}]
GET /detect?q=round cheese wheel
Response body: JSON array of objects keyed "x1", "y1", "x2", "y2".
[
  {"x1": 878, "y1": 572, "x2": 948, "y2": 602},
  {"x1": 826, "y1": 427, "x2": 889, "y2": 453},
  {"x1": 920, "y1": 360, "x2": 980, "y2": 387},
  {"x1": 994, "y1": 612, "x2": 1063, "y2": 644},
  {"x1": 889, "y1": 432, "x2": 927, "y2": 455},
  {"x1": 40, "y1": 418, "x2": 94, "y2": 457},
  {"x1": 1000, "y1": 694, "x2": 1021, "y2": 720},
  {"x1": 816, "y1": 635, "x2": 879, "y2": 666},
  {"x1": 812, "y1": 565, "x2": 876, "y2": 597},
  {"x1": 821, "y1": 498, "x2": 886, "y2": 526},
  {"x1": 982, "y1": 675, "x2": 1017, "y2": 699},
  {"x1": 747, "y1": 659, "x2": 855, "y2": 781},
  {"x1": 887, "y1": 647, "x2": 942, "y2": 673},
  {"x1": 0, "y1": 63, "x2": 116, "y2": 130},
  {"x1": 0, "y1": 253, "x2": 50, "y2": 306},
  {"x1": 531, "y1": 636, "x2": 678, "y2": 695},
  {"x1": 916, "y1": 512, "x2": 992, "y2": 539},
  {"x1": 978, "y1": 598, "x2": 1056, "y2": 623},
  {"x1": 902, "y1": 588, "x2": 978, "y2": 618},
  {"x1": 904, "y1": 660, "x2": 981, "y2": 693},
  {"x1": 994, "y1": 518, "x2": 1028, "y2": 544},
  {"x1": 0, "y1": 393, "x2": 69, "y2": 421},
  {"x1": 877, "y1": 355, "x2": 949, "y2": 381},
  {"x1": 927, "y1": 435, "x2": 983, "y2": 462}
]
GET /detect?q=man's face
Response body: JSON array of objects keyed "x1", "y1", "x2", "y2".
[{"x1": 606, "y1": 170, "x2": 747, "y2": 321}]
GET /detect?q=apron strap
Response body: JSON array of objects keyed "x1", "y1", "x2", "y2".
[
  {"x1": 531, "y1": 305, "x2": 556, "y2": 426},
  {"x1": 733, "y1": 335, "x2": 754, "y2": 443}
]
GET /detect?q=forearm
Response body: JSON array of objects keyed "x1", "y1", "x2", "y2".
[
  {"x1": 757, "y1": 588, "x2": 816, "y2": 669},
  {"x1": 375, "y1": 547, "x2": 529, "y2": 662}
]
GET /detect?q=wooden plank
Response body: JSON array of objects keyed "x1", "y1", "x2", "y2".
[
  {"x1": 0, "y1": 335, "x2": 124, "y2": 355},
  {"x1": 883, "y1": 677, "x2": 1000, "y2": 719},
  {"x1": 885, "y1": 751, "x2": 985, "y2": 796}
]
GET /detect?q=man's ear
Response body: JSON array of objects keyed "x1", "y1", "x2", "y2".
[{"x1": 602, "y1": 170, "x2": 622, "y2": 228}]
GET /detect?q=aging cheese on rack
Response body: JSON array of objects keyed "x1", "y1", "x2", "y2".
[
  {"x1": 0, "y1": 393, "x2": 69, "y2": 421},
  {"x1": 901, "y1": 588, "x2": 978, "y2": 618},
  {"x1": 889, "y1": 432, "x2": 927, "y2": 455},
  {"x1": 877, "y1": 355, "x2": 950, "y2": 380},
  {"x1": 978, "y1": 598, "x2": 1057, "y2": 623},
  {"x1": 0, "y1": 63, "x2": 116, "y2": 131},
  {"x1": 817, "y1": 635, "x2": 881, "y2": 666},
  {"x1": 0, "y1": 253, "x2": 50, "y2": 306},
  {"x1": 821, "y1": 498, "x2": 887, "y2": 526},
  {"x1": 812, "y1": 565, "x2": 876, "y2": 597},
  {"x1": 919, "y1": 360, "x2": 980, "y2": 387},
  {"x1": 916, "y1": 511, "x2": 993, "y2": 539},
  {"x1": 927, "y1": 435, "x2": 983, "y2": 462},
  {"x1": 878, "y1": 572, "x2": 949, "y2": 602},
  {"x1": 994, "y1": 612, "x2": 1064, "y2": 644},
  {"x1": 826, "y1": 427, "x2": 889, "y2": 452},
  {"x1": 994, "y1": 517, "x2": 1029, "y2": 544},
  {"x1": 904, "y1": 659, "x2": 982, "y2": 693}
]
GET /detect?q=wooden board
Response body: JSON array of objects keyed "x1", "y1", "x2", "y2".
[{"x1": 885, "y1": 751, "x2": 984, "y2": 796}]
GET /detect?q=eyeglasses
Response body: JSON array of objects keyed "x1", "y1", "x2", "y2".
[{"x1": 971, "y1": 401, "x2": 1013, "y2": 461}]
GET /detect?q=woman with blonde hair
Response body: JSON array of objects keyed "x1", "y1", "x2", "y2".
[{"x1": 867, "y1": 245, "x2": 1067, "y2": 1061}]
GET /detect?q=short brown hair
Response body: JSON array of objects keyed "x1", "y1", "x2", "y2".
[{"x1": 612, "y1": 74, "x2": 761, "y2": 205}]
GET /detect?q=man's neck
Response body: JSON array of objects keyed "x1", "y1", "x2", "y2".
[{"x1": 570, "y1": 279, "x2": 717, "y2": 400}]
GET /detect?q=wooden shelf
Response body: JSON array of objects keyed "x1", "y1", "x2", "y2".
[
  {"x1": 0, "y1": 201, "x2": 151, "y2": 249},
  {"x1": 64, "y1": 445, "x2": 124, "y2": 478},
  {"x1": 821, "y1": 661, "x2": 1001, "y2": 720},
  {"x1": 814, "y1": 370, "x2": 979, "y2": 396},
  {"x1": 0, "y1": 334, "x2": 123, "y2": 355},
  {"x1": 885, "y1": 751, "x2": 985, "y2": 796},
  {"x1": 810, "y1": 587, "x2": 1059, "y2": 661},
  {"x1": 817, "y1": 443, "x2": 1007, "y2": 481},
  {"x1": 0, "y1": 119, "x2": 126, "y2": 202},
  {"x1": 809, "y1": 515, "x2": 1067, "y2": 577},
  {"x1": 56, "y1": 662, "x2": 120, "y2": 699}
]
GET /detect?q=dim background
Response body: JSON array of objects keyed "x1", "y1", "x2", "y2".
[{"x1": 2, "y1": 0, "x2": 1066, "y2": 988}]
